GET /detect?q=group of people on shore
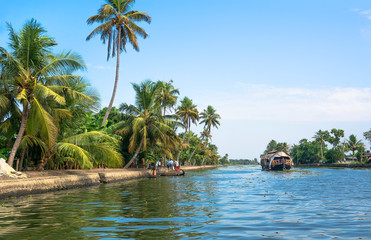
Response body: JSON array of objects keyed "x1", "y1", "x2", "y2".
[{"x1": 149, "y1": 159, "x2": 180, "y2": 176}]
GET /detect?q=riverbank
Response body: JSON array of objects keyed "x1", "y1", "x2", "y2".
[
  {"x1": 296, "y1": 163, "x2": 371, "y2": 168},
  {"x1": 0, "y1": 165, "x2": 217, "y2": 199}
]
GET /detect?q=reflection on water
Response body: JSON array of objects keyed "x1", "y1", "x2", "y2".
[{"x1": 0, "y1": 166, "x2": 370, "y2": 239}]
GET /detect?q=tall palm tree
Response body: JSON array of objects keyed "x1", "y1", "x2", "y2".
[
  {"x1": 347, "y1": 134, "x2": 363, "y2": 160},
  {"x1": 175, "y1": 97, "x2": 199, "y2": 161},
  {"x1": 155, "y1": 79, "x2": 179, "y2": 116},
  {"x1": 116, "y1": 81, "x2": 180, "y2": 168},
  {"x1": 0, "y1": 19, "x2": 86, "y2": 167},
  {"x1": 86, "y1": 0, "x2": 151, "y2": 127},
  {"x1": 313, "y1": 130, "x2": 329, "y2": 160},
  {"x1": 199, "y1": 106, "x2": 221, "y2": 133},
  {"x1": 188, "y1": 106, "x2": 220, "y2": 163}
]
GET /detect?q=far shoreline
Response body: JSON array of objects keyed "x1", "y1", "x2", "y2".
[{"x1": 295, "y1": 163, "x2": 371, "y2": 169}]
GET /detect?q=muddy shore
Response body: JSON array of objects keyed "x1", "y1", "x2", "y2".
[{"x1": 0, "y1": 166, "x2": 217, "y2": 199}]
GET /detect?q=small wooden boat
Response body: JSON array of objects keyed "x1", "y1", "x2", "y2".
[
  {"x1": 260, "y1": 150, "x2": 293, "y2": 171},
  {"x1": 157, "y1": 167, "x2": 185, "y2": 176}
]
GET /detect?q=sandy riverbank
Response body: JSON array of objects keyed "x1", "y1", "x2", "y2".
[{"x1": 0, "y1": 165, "x2": 217, "y2": 199}]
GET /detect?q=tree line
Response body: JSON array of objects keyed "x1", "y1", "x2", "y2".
[
  {"x1": 263, "y1": 128, "x2": 371, "y2": 164},
  {"x1": 0, "y1": 1, "x2": 223, "y2": 171}
]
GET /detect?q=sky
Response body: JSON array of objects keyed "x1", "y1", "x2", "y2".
[{"x1": 1, "y1": 0, "x2": 371, "y2": 159}]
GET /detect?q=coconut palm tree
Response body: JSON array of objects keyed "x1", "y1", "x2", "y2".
[
  {"x1": 0, "y1": 19, "x2": 87, "y2": 168},
  {"x1": 176, "y1": 97, "x2": 199, "y2": 144},
  {"x1": 116, "y1": 81, "x2": 180, "y2": 168},
  {"x1": 155, "y1": 79, "x2": 179, "y2": 116},
  {"x1": 200, "y1": 105, "x2": 221, "y2": 133},
  {"x1": 313, "y1": 130, "x2": 329, "y2": 160},
  {"x1": 175, "y1": 97, "x2": 199, "y2": 161},
  {"x1": 86, "y1": 0, "x2": 151, "y2": 127},
  {"x1": 55, "y1": 131, "x2": 123, "y2": 169},
  {"x1": 347, "y1": 134, "x2": 363, "y2": 160},
  {"x1": 187, "y1": 106, "x2": 220, "y2": 163}
]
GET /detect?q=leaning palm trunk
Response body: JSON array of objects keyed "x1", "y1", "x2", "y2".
[
  {"x1": 101, "y1": 31, "x2": 121, "y2": 127},
  {"x1": 176, "y1": 127, "x2": 188, "y2": 162},
  {"x1": 187, "y1": 139, "x2": 202, "y2": 165},
  {"x1": 7, "y1": 105, "x2": 28, "y2": 167},
  {"x1": 124, "y1": 138, "x2": 144, "y2": 169}
]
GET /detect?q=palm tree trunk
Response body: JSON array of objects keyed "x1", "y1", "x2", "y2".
[
  {"x1": 38, "y1": 151, "x2": 51, "y2": 170},
  {"x1": 187, "y1": 139, "x2": 202, "y2": 164},
  {"x1": 176, "y1": 127, "x2": 188, "y2": 162},
  {"x1": 320, "y1": 142, "x2": 323, "y2": 160},
  {"x1": 187, "y1": 119, "x2": 191, "y2": 144},
  {"x1": 7, "y1": 105, "x2": 28, "y2": 167},
  {"x1": 101, "y1": 30, "x2": 121, "y2": 127},
  {"x1": 124, "y1": 138, "x2": 144, "y2": 169},
  {"x1": 18, "y1": 148, "x2": 26, "y2": 171}
]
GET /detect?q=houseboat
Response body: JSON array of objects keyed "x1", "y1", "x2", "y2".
[{"x1": 260, "y1": 150, "x2": 293, "y2": 171}]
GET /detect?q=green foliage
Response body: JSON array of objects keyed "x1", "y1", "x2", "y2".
[
  {"x1": 0, "y1": 148, "x2": 11, "y2": 160},
  {"x1": 290, "y1": 139, "x2": 321, "y2": 164},
  {"x1": 324, "y1": 148, "x2": 342, "y2": 163},
  {"x1": 263, "y1": 140, "x2": 289, "y2": 156}
]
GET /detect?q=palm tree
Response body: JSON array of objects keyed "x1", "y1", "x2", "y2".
[
  {"x1": 347, "y1": 134, "x2": 363, "y2": 160},
  {"x1": 200, "y1": 105, "x2": 221, "y2": 133},
  {"x1": 55, "y1": 131, "x2": 123, "y2": 169},
  {"x1": 175, "y1": 97, "x2": 199, "y2": 161},
  {"x1": 313, "y1": 130, "x2": 329, "y2": 160},
  {"x1": 155, "y1": 80, "x2": 179, "y2": 116},
  {"x1": 86, "y1": 0, "x2": 151, "y2": 127},
  {"x1": 188, "y1": 130, "x2": 210, "y2": 165},
  {"x1": 116, "y1": 81, "x2": 180, "y2": 168},
  {"x1": 0, "y1": 19, "x2": 86, "y2": 168},
  {"x1": 188, "y1": 106, "x2": 220, "y2": 163}
]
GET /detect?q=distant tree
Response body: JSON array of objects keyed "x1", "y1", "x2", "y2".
[
  {"x1": 313, "y1": 130, "x2": 330, "y2": 160},
  {"x1": 325, "y1": 149, "x2": 342, "y2": 163},
  {"x1": 364, "y1": 129, "x2": 371, "y2": 148},
  {"x1": 328, "y1": 128, "x2": 344, "y2": 149},
  {"x1": 155, "y1": 79, "x2": 179, "y2": 116},
  {"x1": 347, "y1": 134, "x2": 363, "y2": 160},
  {"x1": 220, "y1": 153, "x2": 229, "y2": 165},
  {"x1": 290, "y1": 139, "x2": 321, "y2": 164},
  {"x1": 265, "y1": 140, "x2": 277, "y2": 154}
]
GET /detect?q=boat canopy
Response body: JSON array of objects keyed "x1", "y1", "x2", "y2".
[{"x1": 261, "y1": 150, "x2": 292, "y2": 169}]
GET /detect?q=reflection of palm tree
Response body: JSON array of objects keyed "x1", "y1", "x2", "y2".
[
  {"x1": 117, "y1": 81, "x2": 180, "y2": 168},
  {"x1": 87, "y1": 0, "x2": 151, "y2": 127},
  {"x1": 1, "y1": 19, "x2": 86, "y2": 167},
  {"x1": 313, "y1": 130, "x2": 329, "y2": 160},
  {"x1": 347, "y1": 134, "x2": 363, "y2": 160},
  {"x1": 176, "y1": 97, "x2": 199, "y2": 161}
]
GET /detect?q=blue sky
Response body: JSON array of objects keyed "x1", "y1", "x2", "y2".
[{"x1": 1, "y1": 0, "x2": 371, "y2": 159}]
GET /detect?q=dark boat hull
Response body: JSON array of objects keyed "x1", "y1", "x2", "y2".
[{"x1": 262, "y1": 164, "x2": 292, "y2": 171}]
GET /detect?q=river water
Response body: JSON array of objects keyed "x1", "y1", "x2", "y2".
[{"x1": 0, "y1": 166, "x2": 370, "y2": 239}]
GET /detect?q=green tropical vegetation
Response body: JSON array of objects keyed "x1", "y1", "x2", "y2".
[
  {"x1": 0, "y1": 19, "x2": 223, "y2": 171},
  {"x1": 262, "y1": 128, "x2": 370, "y2": 165}
]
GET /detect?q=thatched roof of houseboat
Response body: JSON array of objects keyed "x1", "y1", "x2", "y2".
[{"x1": 261, "y1": 150, "x2": 291, "y2": 160}]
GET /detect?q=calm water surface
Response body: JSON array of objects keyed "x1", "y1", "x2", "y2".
[{"x1": 0, "y1": 166, "x2": 370, "y2": 239}]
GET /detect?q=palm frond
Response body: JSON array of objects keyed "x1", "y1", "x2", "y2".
[
  {"x1": 27, "y1": 97, "x2": 58, "y2": 147},
  {"x1": 55, "y1": 142, "x2": 93, "y2": 169},
  {"x1": 34, "y1": 84, "x2": 66, "y2": 105}
]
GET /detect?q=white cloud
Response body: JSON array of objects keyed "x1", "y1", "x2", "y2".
[
  {"x1": 86, "y1": 63, "x2": 112, "y2": 71},
  {"x1": 196, "y1": 84, "x2": 371, "y2": 123},
  {"x1": 352, "y1": 8, "x2": 371, "y2": 20}
]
